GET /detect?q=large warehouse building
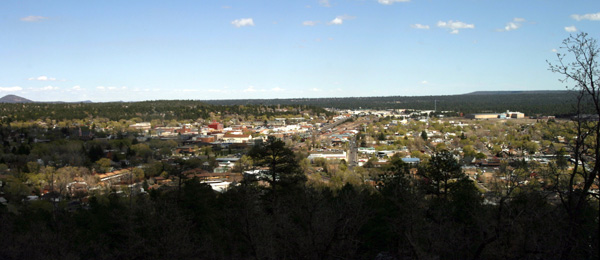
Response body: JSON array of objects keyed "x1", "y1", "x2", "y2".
[{"x1": 465, "y1": 111, "x2": 525, "y2": 119}]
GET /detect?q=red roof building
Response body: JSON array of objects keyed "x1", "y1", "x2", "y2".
[{"x1": 208, "y1": 121, "x2": 223, "y2": 130}]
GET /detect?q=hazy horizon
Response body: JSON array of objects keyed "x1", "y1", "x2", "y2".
[
  {"x1": 1, "y1": 0, "x2": 598, "y2": 102},
  {"x1": 1, "y1": 89, "x2": 574, "y2": 104}
]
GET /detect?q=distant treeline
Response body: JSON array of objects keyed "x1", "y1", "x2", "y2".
[
  {"x1": 0, "y1": 91, "x2": 580, "y2": 121},
  {"x1": 202, "y1": 91, "x2": 578, "y2": 116},
  {"x1": 0, "y1": 101, "x2": 331, "y2": 122}
]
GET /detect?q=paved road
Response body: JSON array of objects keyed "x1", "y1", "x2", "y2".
[
  {"x1": 348, "y1": 136, "x2": 358, "y2": 169},
  {"x1": 319, "y1": 117, "x2": 351, "y2": 133},
  {"x1": 312, "y1": 116, "x2": 365, "y2": 171}
]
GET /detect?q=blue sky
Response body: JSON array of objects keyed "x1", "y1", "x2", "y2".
[{"x1": 1, "y1": 0, "x2": 598, "y2": 102}]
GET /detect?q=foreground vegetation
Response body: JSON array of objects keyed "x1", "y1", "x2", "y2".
[{"x1": 1, "y1": 151, "x2": 597, "y2": 260}]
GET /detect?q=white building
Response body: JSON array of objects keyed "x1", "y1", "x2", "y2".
[{"x1": 307, "y1": 151, "x2": 347, "y2": 162}]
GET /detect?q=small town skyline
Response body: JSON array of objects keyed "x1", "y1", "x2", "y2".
[{"x1": 1, "y1": 0, "x2": 599, "y2": 102}]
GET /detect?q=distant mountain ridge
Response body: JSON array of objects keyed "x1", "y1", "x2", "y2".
[
  {"x1": 0, "y1": 94, "x2": 33, "y2": 103},
  {"x1": 0, "y1": 91, "x2": 575, "y2": 116},
  {"x1": 0, "y1": 94, "x2": 93, "y2": 104},
  {"x1": 1, "y1": 91, "x2": 570, "y2": 104},
  {"x1": 465, "y1": 90, "x2": 568, "y2": 95}
]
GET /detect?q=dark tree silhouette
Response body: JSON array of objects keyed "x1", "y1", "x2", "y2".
[
  {"x1": 248, "y1": 136, "x2": 306, "y2": 190},
  {"x1": 548, "y1": 32, "x2": 600, "y2": 259},
  {"x1": 420, "y1": 130, "x2": 428, "y2": 141},
  {"x1": 420, "y1": 150, "x2": 463, "y2": 198}
]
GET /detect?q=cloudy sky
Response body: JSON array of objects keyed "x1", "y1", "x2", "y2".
[{"x1": 1, "y1": 0, "x2": 599, "y2": 102}]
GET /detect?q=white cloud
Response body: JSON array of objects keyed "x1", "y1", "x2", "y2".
[
  {"x1": 303, "y1": 20, "x2": 319, "y2": 26},
  {"x1": 330, "y1": 17, "x2": 343, "y2": 25},
  {"x1": 378, "y1": 0, "x2": 410, "y2": 5},
  {"x1": 0, "y1": 86, "x2": 23, "y2": 92},
  {"x1": 108, "y1": 86, "x2": 117, "y2": 90},
  {"x1": 498, "y1": 18, "x2": 526, "y2": 32},
  {"x1": 564, "y1": 26, "x2": 578, "y2": 32},
  {"x1": 97, "y1": 86, "x2": 106, "y2": 90},
  {"x1": 231, "y1": 18, "x2": 254, "y2": 27},
  {"x1": 571, "y1": 12, "x2": 600, "y2": 21},
  {"x1": 310, "y1": 88, "x2": 322, "y2": 92},
  {"x1": 328, "y1": 15, "x2": 355, "y2": 25},
  {"x1": 504, "y1": 22, "x2": 520, "y2": 31},
  {"x1": 421, "y1": 80, "x2": 429, "y2": 85},
  {"x1": 243, "y1": 86, "x2": 257, "y2": 92},
  {"x1": 551, "y1": 48, "x2": 558, "y2": 53},
  {"x1": 271, "y1": 87, "x2": 284, "y2": 92},
  {"x1": 207, "y1": 89, "x2": 228, "y2": 93},
  {"x1": 437, "y1": 20, "x2": 475, "y2": 34},
  {"x1": 411, "y1": 24, "x2": 430, "y2": 29},
  {"x1": 40, "y1": 86, "x2": 59, "y2": 91},
  {"x1": 72, "y1": 86, "x2": 81, "y2": 90},
  {"x1": 319, "y1": 0, "x2": 331, "y2": 7},
  {"x1": 28, "y1": 75, "x2": 64, "y2": 81},
  {"x1": 20, "y1": 15, "x2": 47, "y2": 22}
]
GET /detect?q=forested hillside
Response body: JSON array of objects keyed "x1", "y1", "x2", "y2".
[
  {"x1": 0, "y1": 101, "x2": 331, "y2": 122},
  {"x1": 202, "y1": 91, "x2": 576, "y2": 116},
  {"x1": 0, "y1": 91, "x2": 577, "y2": 118}
]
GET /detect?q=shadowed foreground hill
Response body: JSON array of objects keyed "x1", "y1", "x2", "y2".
[
  {"x1": 0, "y1": 177, "x2": 596, "y2": 259},
  {"x1": 0, "y1": 138, "x2": 597, "y2": 259}
]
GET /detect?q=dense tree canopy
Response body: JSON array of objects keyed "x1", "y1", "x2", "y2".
[{"x1": 0, "y1": 101, "x2": 330, "y2": 122}]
